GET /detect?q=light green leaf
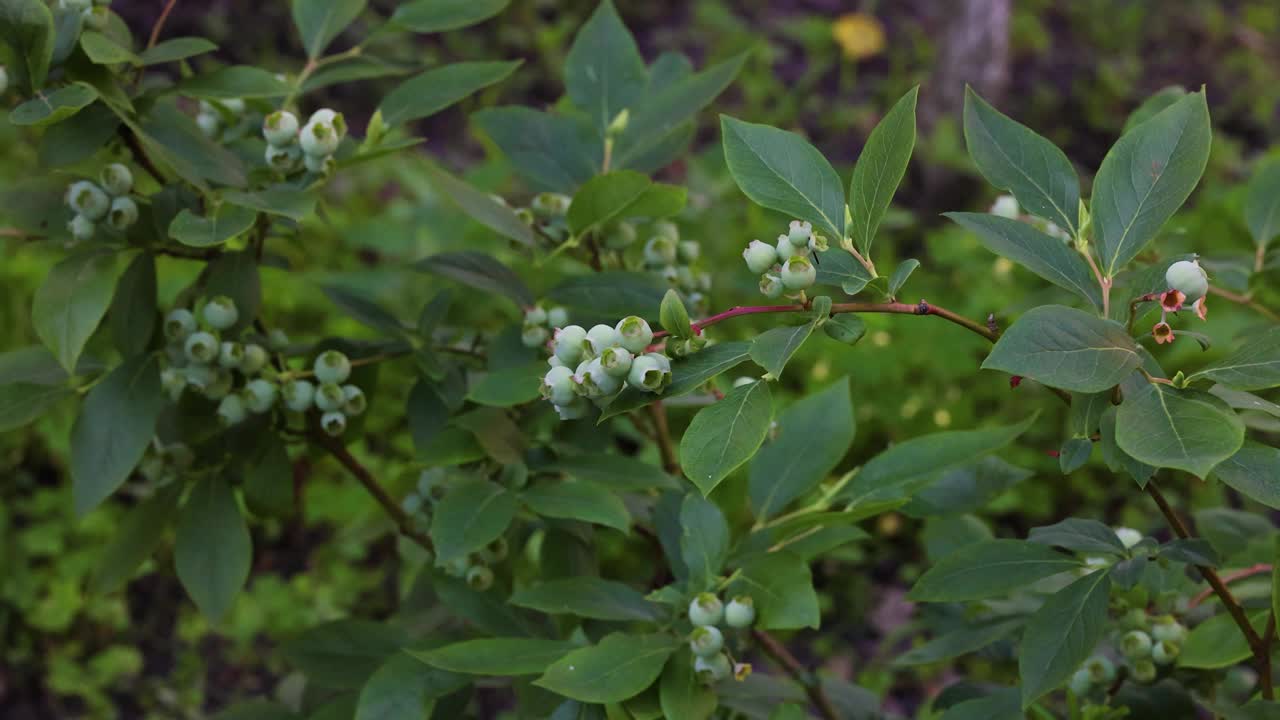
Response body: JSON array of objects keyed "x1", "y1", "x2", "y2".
[
  {"x1": 10, "y1": 81, "x2": 98, "y2": 126},
  {"x1": 679, "y1": 380, "x2": 773, "y2": 495},
  {"x1": 0, "y1": 0, "x2": 54, "y2": 91},
  {"x1": 680, "y1": 494, "x2": 730, "y2": 587},
  {"x1": 431, "y1": 478, "x2": 518, "y2": 561},
  {"x1": 425, "y1": 163, "x2": 534, "y2": 247},
  {"x1": 1116, "y1": 382, "x2": 1245, "y2": 479},
  {"x1": 749, "y1": 319, "x2": 816, "y2": 379},
  {"x1": 467, "y1": 362, "x2": 543, "y2": 407},
  {"x1": 750, "y1": 378, "x2": 855, "y2": 519},
  {"x1": 1213, "y1": 442, "x2": 1280, "y2": 510},
  {"x1": 1122, "y1": 86, "x2": 1187, "y2": 133},
  {"x1": 814, "y1": 248, "x2": 875, "y2": 295},
  {"x1": 910, "y1": 539, "x2": 1080, "y2": 602},
  {"x1": 848, "y1": 86, "x2": 917, "y2": 253},
  {"x1": 390, "y1": 0, "x2": 509, "y2": 33},
  {"x1": 80, "y1": 30, "x2": 137, "y2": 65},
  {"x1": 567, "y1": 170, "x2": 686, "y2": 234},
  {"x1": 137, "y1": 36, "x2": 217, "y2": 65},
  {"x1": 179, "y1": 65, "x2": 291, "y2": 99},
  {"x1": 726, "y1": 552, "x2": 819, "y2": 630},
  {"x1": 175, "y1": 476, "x2": 253, "y2": 621},
  {"x1": 1019, "y1": 570, "x2": 1112, "y2": 707},
  {"x1": 659, "y1": 288, "x2": 693, "y2": 340},
  {"x1": 564, "y1": 0, "x2": 646, "y2": 132},
  {"x1": 887, "y1": 259, "x2": 919, "y2": 298},
  {"x1": 1186, "y1": 327, "x2": 1280, "y2": 391},
  {"x1": 1246, "y1": 156, "x2": 1280, "y2": 250},
  {"x1": 963, "y1": 86, "x2": 1079, "y2": 235},
  {"x1": 535, "y1": 633, "x2": 677, "y2": 703},
  {"x1": 379, "y1": 60, "x2": 520, "y2": 127},
  {"x1": 659, "y1": 649, "x2": 716, "y2": 720},
  {"x1": 721, "y1": 115, "x2": 845, "y2": 241},
  {"x1": 473, "y1": 106, "x2": 600, "y2": 191},
  {"x1": 1093, "y1": 91, "x2": 1211, "y2": 276},
  {"x1": 292, "y1": 0, "x2": 366, "y2": 58},
  {"x1": 1179, "y1": 610, "x2": 1267, "y2": 669},
  {"x1": 510, "y1": 578, "x2": 661, "y2": 622},
  {"x1": 169, "y1": 205, "x2": 257, "y2": 247},
  {"x1": 410, "y1": 638, "x2": 577, "y2": 676},
  {"x1": 982, "y1": 305, "x2": 1141, "y2": 392},
  {"x1": 521, "y1": 481, "x2": 631, "y2": 533},
  {"x1": 600, "y1": 341, "x2": 753, "y2": 420}
]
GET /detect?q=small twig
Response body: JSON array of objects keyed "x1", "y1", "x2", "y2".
[
  {"x1": 1189, "y1": 564, "x2": 1274, "y2": 608},
  {"x1": 752, "y1": 629, "x2": 840, "y2": 720},
  {"x1": 1082, "y1": 248, "x2": 1111, "y2": 318},
  {"x1": 1127, "y1": 292, "x2": 1160, "y2": 334},
  {"x1": 313, "y1": 431, "x2": 433, "y2": 550},
  {"x1": 147, "y1": 0, "x2": 179, "y2": 50},
  {"x1": 648, "y1": 402, "x2": 680, "y2": 475}
]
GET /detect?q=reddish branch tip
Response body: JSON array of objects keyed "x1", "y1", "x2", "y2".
[{"x1": 1009, "y1": 375, "x2": 1023, "y2": 389}]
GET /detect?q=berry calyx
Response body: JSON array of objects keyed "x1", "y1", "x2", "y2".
[
  {"x1": 627, "y1": 353, "x2": 672, "y2": 393},
  {"x1": 1121, "y1": 630, "x2": 1153, "y2": 660},
  {"x1": 644, "y1": 235, "x2": 677, "y2": 266},
  {"x1": 67, "y1": 180, "x2": 110, "y2": 220},
  {"x1": 263, "y1": 110, "x2": 299, "y2": 145},
  {"x1": 1151, "y1": 640, "x2": 1180, "y2": 666},
  {"x1": 599, "y1": 346, "x2": 634, "y2": 378},
  {"x1": 218, "y1": 341, "x2": 245, "y2": 369},
  {"x1": 321, "y1": 410, "x2": 347, "y2": 436},
  {"x1": 759, "y1": 273, "x2": 784, "y2": 298},
  {"x1": 1084, "y1": 656, "x2": 1115, "y2": 684},
  {"x1": 342, "y1": 385, "x2": 367, "y2": 416},
  {"x1": 107, "y1": 196, "x2": 138, "y2": 230},
  {"x1": 693, "y1": 653, "x2": 731, "y2": 684},
  {"x1": 162, "y1": 309, "x2": 193, "y2": 343},
  {"x1": 244, "y1": 379, "x2": 278, "y2": 413},
  {"x1": 185, "y1": 331, "x2": 219, "y2": 364},
  {"x1": 688, "y1": 592, "x2": 724, "y2": 627}
]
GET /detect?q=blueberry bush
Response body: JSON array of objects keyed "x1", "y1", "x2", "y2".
[{"x1": 3, "y1": 1, "x2": 1280, "y2": 719}]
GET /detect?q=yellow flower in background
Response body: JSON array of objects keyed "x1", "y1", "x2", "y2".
[{"x1": 832, "y1": 12, "x2": 886, "y2": 61}]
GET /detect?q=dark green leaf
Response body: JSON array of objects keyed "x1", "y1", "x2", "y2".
[
  {"x1": 522, "y1": 481, "x2": 630, "y2": 533},
  {"x1": 425, "y1": 163, "x2": 534, "y2": 247},
  {"x1": 321, "y1": 285, "x2": 406, "y2": 336},
  {"x1": 659, "y1": 649, "x2": 716, "y2": 720},
  {"x1": 1186, "y1": 327, "x2": 1280, "y2": 391},
  {"x1": 982, "y1": 305, "x2": 1141, "y2": 392},
  {"x1": 1099, "y1": 405, "x2": 1154, "y2": 485},
  {"x1": 243, "y1": 436, "x2": 294, "y2": 519},
  {"x1": 814, "y1": 248, "x2": 874, "y2": 296},
  {"x1": 110, "y1": 252, "x2": 157, "y2": 357},
  {"x1": 1123, "y1": 86, "x2": 1187, "y2": 133},
  {"x1": 940, "y1": 688, "x2": 1022, "y2": 720},
  {"x1": 467, "y1": 362, "x2": 544, "y2": 407},
  {"x1": 292, "y1": 0, "x2": 366, "y2": 58},
  {"x1": 0, "y1": 382, "x2": 72, "y2": 432},
  {"x1": 80, "y1": 30, "x2": 137, "y2": 65},
  {"x1": 726, "y1": 552, "x2": 819, "y2": 630},
  {"x1": 564, "y1": 0, "x2": 646, "y2": 132},
  {"x1": 38, "y1": 103, "x2": 120, "y2": 167},
  {"x1": 175, "y1": 476, "x2": 252, "y2": 621},
  {"x1": 1212, "y1": 442, "x2": 1280, "y2": 509},
  {"x1": 823, "y1": 314, "x2": 867, "y2": 345},
  {"x1": 750, "y1": 378, "x2": 855, "y2": 519},
  {"x1": 0, "y1": 0, "x2": 54, "y2": 91},
  {"x1": 680, "y1": 494, "x2": 730, "y2": 587},
  {"x1": 902, "y1": 457, "x2": 1032, "y2": 517},
  {"x1": 887, "y1": 259, "x2": 919, "y2": 298},
  {"x1": 1246, "y1": 156, "x2": 1280, "y2": 251},
  {"x1": 355, "y1": 653, "x2": 467, "y2": 720},
  {"x1": 33, "y1": 248, "x2": 120, "y2": 373},
  {"x1": 92, "y1": 483, "x2": 181, "y2": 592},
  {"x1": 282, "y1": 619, "x2": 403, "y2": 688},
  {"x1": 1059, "y1": 437, "x2": 1092, "y2": 473},
  {"x1": 894, "y1": 617, "x2": 1024, "y2": 666},
  {"x1": 137, "y1": 36, "x2": 217, "y2": 65},
  {"x1": 380, "y1": 60, "x2": 520, "y2": 127},
  {"x1": 390, "y1": 0, "x2": 509, "y2": 33},
  {"x1": 409, "y1": 638, "x2": 576, "y2": 676},
  {"x1": 749, "y1": 319, "x2": 816, "y2": 380},
  {"x1": 414, "y1": 251, "x2": 533, "y2": 306},
  {"x1": 137, "y1": 103, "x2": 247, "y2": 189},
  {"x1": 910, "y1": 539, "x2": 1080, "y2": 602},
  {"x1": 848, "y1": 86, "x2": 917, "y2": 253},
  {"x1": 542, "y1": 453, "x2": 679, "y2": 491},
  {"x1": 679, "y1": 380, "x2": 773, "y2": 495},
  {"x1": 1028, "y1": 518, "x2": 1127, "y2": 555},
  {"x1": 548, "y1": 271, "x2": 665, "y2": 322},
  {"x1": 71, "y1": 355, "x2": 163, "y2": 515},
  {"x1": 473, "y1": 107, "x2": 599, "y2": 191},
  {"x1": 1116, "y1": 382, "x2": 1244, "y2": 479},
  {"x1": 567, "y1": 170, "x2": 686, "y2": 234},
  {"x1": 203, "y1": 251, "x2": 260, "y2": 332},
  {"x1": 168, "y1": 205, "x2": 257, "y2": 247},
  {"x1": 10, "y1": 81, "x2": 98, "y2": 126},
  {"x1": 534, "y1": 633, "x2": 677, "y2": 703},
  {"x1": 431, "y1": 477, "x2": 518, "y2": 561},
  {"x1": 510, "y1": 578, "x2": 661, "y2": 621},
  {"x1": 179, "y1": 65, "x2": 291, "y2": 99},
  {"x1": 1018, "y1": 570, "x2": 1112, "y2": 707}
]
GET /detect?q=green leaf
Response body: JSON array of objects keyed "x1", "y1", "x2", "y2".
[
  {"x1": 0, "y1": 0, "x2": 54, "y2": 91},
  {"x1": 750, "y1": 378, "x2": 855, "y2": 519},
  {"x1": 410, "y1": 638, "x2": 577, "y2": 676},
  {"x1": 92, "y1": 482, "x2": 181, "y2": 592},
  {"x1": 292, "y1": 0, "x2": 365, "y2": 58},
  {"x1": 721, "y1": 116, "x2": 845, "y2": 241},
  {"x1": 659, "y1": 649, "x2": 717, "y2": 720},
  {"x1": 1246, "y1": 156, "x2": 1280, "y2": 250},
  {"x1": 940, "y1": 688, "x2": 1023, "y2": 720},
  {"x1": 168, "y1": 205, "x2": 257, "y2": 247},
  {"x1": 425, "y1": 163, "x2": 534, "y2": 247},
  {"x1": 1028, "y1": 518, "x2": 1127, "y2": 555},
  {"x1": 535, "y1": 633, "x2": 677, "y2": 703},
  {"x1": 749, "y1": 319, "x2": 817, "y2": 380},
  {"x1": 175, "y1": 476, "x2": 253, "y2": 621},
  {"x1": 431, "y1": 477, "x2": 518, "y2": 562},
  {"x1": 838, "y1": 415, "x2": 1037, "y2": 506},
  {"x1": 80, "y1": 30, "x2": 137, "y2": 65},
  {"x1": 355, "y1": 653, "x2": 466, "y2": 720},
  {"x1": 902, "y1": 457, "x2": 1032, "y2": 517},
  {"x1": 414, "y1": 251, "x2": 533, "y2": 306},
  {"x1": 10, "y1": 81, "x2": 98, "y2": 126},
  {"x1": 910, "y1": 539, "x2": 1079, "y2": 602},
  {"x1": 110, "y1": 252, "x2": 157, "y2": 357},
  {"x1": 282, "y1": 619, "x2": 403, "y2": 688},
  {"x1": 0, "y1": 382, "x2": 72, "y2": 432},
  {"x1": 894, "y1": 617, "x2": 1024, "y2": 666},
  {"x1": 522, "y1": 481, "x2": 631, "y2": 533},
  {"x1": 1019, "y1": 570, "x2": 1112, "y2": 707},
  {"x1": 1116, "y1": 382, "x2": 1245, "y2": 479},
  {"x1": 468, "y1": 362, "x2": 544, "y2": 407},
  {"x1": 962, "y1": 87, "x2": 1079, "y2": 235},
  {"x1": 848, "y1": 86, "x2": 917, "y2": 253},
  {"x1": 390, "y1": 0, "x2": 509, "y2": 33},
  {"x1": 320, "y1": 286, "x2": 405, "y2": 336},
  {"x1": 982, "y1": 305, "x2": 1141, "y2": 392},
  {"x1": 659, "y1": 288, "x2": 692, "y2": 339},
  {"x1": 564, "y1": 0, "x2": 646, "y2": 133},
  {"x1": 137, "y1": 103, "x2": 247, "y2": 189},
  {"x1": 726, "y1": 552, "x2": 819, "y2": 630},
  {"x1": 222, "y1": 187, "x2": 315, "y2": 221},
  {"x1": 1123, "y1": 86, "x2": 1187, "y2": 133},
  {"x1": 542, "y1": 454, "x2": 679, "y2": 491},
  {"x1": 599, "y1": 341, "x2": 754, "y2": 420},
  {"x1": 1099, "y1": 405, "x2": 1154, "y2": 486},
  {"x1": 243, "y1": 437, "x2": 295, "y2": 519},
  {"x1": 946, "y1": 213, "x2": 1102, "y2": 310},
  {"x1": 137, "y1": 36, "x2": 217, "y2": 65},
  {"x1": 510, "y1": 578, "x2": 661, "y2": 622},
  {"x1": 548, "y1": 271, "x2": 665, "y2": 322},
  {"x1": 179, "y1": 65, "x2": 291, "y2": 99},
  {"x1": 567, "y1": 170, "x2": 686, "y2": 234},
  {"x1": 887, "y1": 259, "x2": 919, "y2": 298},
  {"x1": 1186, "y1": 327, "x2": 1280, "y2": 391},
  {"x1": 679, "y1": 380, "x2": 773, "y2": 495},
  {"x1": 70, "y1": 355, "x2": 163, "y2": 515},
  {"x1": 680, "y1": 494, "x2": 730, "y2": 587},
  {"x1": 1093, "y1": 91, "x2": 1212, "y2": 276},
  {"x1": 203, "y1": 251, "x2": 260, "y2": 333},
  {"x1": 1179, "y1": 610, "x2": 1267, "y2": 669},
  {"x1": 1213, "y1": 442, "x2": 1280, "y2": 510},
  {"x1": 380, "y1": 60, "x2": 520, "y2": 127},
  {"x1": 814, "y1": 248, "x2": 875, "y2": 295},
  {"x1": 823, "y1": 314, "x2": 867, "y2": 345},
  {"x1": 473, "y1": 107, "x2": 600, "y2": 191},
  {"x1": 38, "y1": 103, "x2": 119, "y2": 167}
]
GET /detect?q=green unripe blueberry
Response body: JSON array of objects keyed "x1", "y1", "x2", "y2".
[
  {"x1": 164, "y1": 309, "x2": 196, "y2": 341},
  {"x1": 689, "y1": 592, "x2": 724, "y2": 627},
  {"x1": 542, "y1": 366, "x2": 576, "y2": 406},
  {"x1": 780, "y1": 256, "x2": 817, "y2": 290},
  {"x1": 1151, "y1": 640, "x2": 1179, "y2": 666},
  {"x1": 759, "y1": 273, "x2": 784, "y2": 298},
  {"x1": 725, "y1": 596, "x2": 755, "y2": 628},
  {"x1": 303, "y1": 153, "x2": 336, "y2": 176},
  {"x1": 342, "y1": 385, "x2": 367, "y2": 416},
  {"x1": 547, "y1": 306, "x2": 569, "y2": 328},
  {"x1": 530, "y1": 192, "x2": 571, "y2": 217},
  {"x1": 584, "y1": 324, "x2": 621, "y2": 358},
  {"x1": 282, "y1": 379, "x2": 316, "y2": 412},
  {"x1": 263, "y1": 110, "x2": 299, "y2": 145},
  {"x1": 1114, "y1": 526, "x2": 1143, "y2": 550},
  {"x1": 525, "y1": 306, "x2": 548, "y2": 326},
  {"x1": 574, "y1": 358, "x2": 621, "y2": 398},
  {"x1": 743, "y1": 240, "x2": 778, "y2": 274},
  {"x1": 1084, "y1": 656, "x2": 1116, "y2": 684},
  {"x1": 218, "y1": 341, "x2": 244, "y2": 369},
  {"x1": 1165, "y1": 260, "x2": 1208, "y2": 302},
  {"x1": 553, "y1": 396, "x2": 589, "y2": 420},
  {"x1": 599, "y1": 346, "x2": 633, "y2": 378},
  {"x1": 1131, "y1": 659, "x2": 1157, "y2": 684},
  {"x1": 522, "y1": 324, "x2": 550, "y2": 348},
  {"x1": 776, "y1": 234, "x2": 807, "y2": 260},
  {"x1": 1121, "y1": 630, "x2": 1153, "y2": 660},
  {"x1": 267, "y1": 328, "x2": 290, "y2": 351},
  {"x1": 244, "y1": 379, "x2": 278, "y2": 413},
  {"x1": 315, "y1": 382, "x2": 345, "y2": 412},
  {"x1": 553, "y1": 325, "x2": 588, "y2": 365},
  {"x1": 615, "y1": 316, "x2": 654, "y2": 354},
  {"x1": 240, "y1": 344, "x2": 268, "y2": 376},
  {"x1": 1150, "y1": 615, "x2": 1187, "y2": 644},
  {"x1": 689, "y1": 625, "x2": 724, "y2": 657},
  {"x1": 83, "y1": 5, "x2": 109, "y2": 30},
  {"x1": 693, "y1": 653, "x2": 731, "y2": 685},
  {"x1": 202, "y1": 296, "x2": 239, "y2": 330},
  {"x1": 107, "y1": 196, "x2": 138, "y2": 230},
  {"x1": 314, "y1": 350, "x2": 352, "y2": 384},
  {"x1": 161, "y1": 367, "x2": 186, "y2": 399},
  {"x1": 787, "y1": 220, "x2": 812, "y2": 247},
  {"x1": 185, "y1": 331, "x2": 219, "y2": 364},
  {"x1": 604, "y1": 220, "x2": 637, "y2": 249},
  {"x1": 652, "y1": 220, "x2": 679, "y2": 242},
  {"x1": 991, "y1": 194, "x2": 1019, "y2": 219},
  {"x1": 660, "y1": 265, "x2": 680, "y2": 286},
  {"x1": 644, "y1": 235, "x2": 677, "y2": 266},
  {"x1": 196, "y1": 111, "x2": 220, "y2": 138},
  {"x1": 1068, "y1": 668, "x2": 1092, "y2": 696},
  {"x1": 100, "y1": 163, "x2": 133, "y2": 196},
  {"x1": 217, "y1": 394, "x2": 247, "y2": 426},
  {"x1": 1122, "y1": 608, "x2": 1150, "y2": 631},
  {"x1": 627, "y1": 354, "x2": 671, "y2": 393},
  {"x1": 202, "y1": 368, "x2": 234, "y2": 400},
  {"x1": 67, "y1": 214, "x2": 95, "y2": 242},
  {"x1": 265, "y1": 143, "x2": 301, "y2": 172},
  {"x1": 320, "y1": 410, "x2": 347, "y2": 436},
  {"x1": 402, "y1": 493, "x2": 423, "y2": 515},
  {"x1": 678, "y1": 240, "x2": 701, "y2": 264},
  {"x1": 466, "y1": 565, "x2": 494, "y2": 591},
  {"x1": 300, "y1": 119, "x2": 341, "y2": 156},
  {"x1": 182, "y1": 363, "x2": 216, "y2": 391},
  {"x1": 67, "y1": 180, "x2": 110, "y2": 220}
]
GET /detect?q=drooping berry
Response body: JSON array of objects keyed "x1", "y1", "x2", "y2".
[
  {"x1": 1121, "y1": 630, "x2": 1153, "y2": 660},
  {"x1": 689, "y1": 626, "x2": 724, "y2": 657},
  {"x1": 573, "y1": 358, "x2": 622, "y2": 398},
  {"x1": 67, "y1": 180, "x2": 110, "y2": 220},
  {"x1": 1151, "y1": 640, "x2": 1179, "y2": 666},
  {"x1": 265, "y1": 143, "x2": 301, "y2": 172},
  {"x1": 1131, "y1": 659, "x2": 1157, "y2": 684},
  {"x1": 99, "y1": 163, "x2": 133, "y2": 196},
  {"x1": 525, "y1": 306, "x2": 548, "y2": 326},
  {"x1": 780, "y1": 256, "x2": 817, "y2": 290},
  {"x1": 688, "y1": 592, "x2": 724, "y2": 627},
  {"x1": 315, "y1": 382, "x2": 346, "y2": 412},
  {"x1": 106, "y1": 197, "x2": 138, "y2": 230},
  {"x1": 218, "y1": 341, "x2": 245, "y2": 369},
  {"x1": 299, "y1": 119, "x2": 340, "y2": 156},
  {"x1": 314, "y1": 350, "x2": 352, "y2": 384},
  {"x1": 627, "y1": 353, "x2": 671, "y2": 393},
  {"x1": 342, "y1": 385, "x2": 367, "y2": 416},
  {"x1": 542, "y1": 366, "x2": 576, "y2": 406},
  {"x1": 743, "y1": 240, "x2": 778, "y2": 274},
  {"x1": 244, "y1": 379, "x2": 278, "y2": 413},
  {"x1": 759, "y1": 273, "x2": 784, "y2": 299},
  {"x1": 678, "y1": 240, "x2": 701, "y2": 264},
  {"x1": 1084, "y1": 656, "x2": 1115, "y2": 684},
  {"x1": 583, "y1": 324, "x2": 621, "y2": 358},
  {"x1": 725, "y1": 596, "x2": 755, "y2": 628},
  {"x1": 263, "y1": 110, "x2": 299, "y2": 145},
  {"x1": 1165, "y1": 259, "x2": 1208, "y2": 301},
  {"x1": 787, "y1": 220, "x2": 813, "y2": 247},
  {"x1": 321, "y1": 410, "x2": 347, "y2": 436},
  {"x1": 185, "y1": 331, "x2": 219, "y2": 364},
  {"x1": 615, "y1": 316, "x2": 654, "y2": 354},
  {"x1": 599, "y1": 346, "x2": 633, "y2": 378},
  {"x1": 202, "y1": 296, "x2": 239, "y2": 330},
  {"x1": 530, "y1": 192, "x2": 570, "y2": 217},
  {"x1": 282, "y1": 379, "x2": 316, "y2": 412},
  {"x1": 644, "y1": 235, "x2": 677, "y2": 266}
]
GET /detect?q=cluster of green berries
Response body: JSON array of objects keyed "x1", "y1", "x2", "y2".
[
  {"x1": 402, "y1": 470, "x2": 508, "y2": 590},
  {"x1": 136, "y1": 440, "x2": 194, "y2": 488},
  {"x1": 514, "y1": 192, "x2": 573, "y2": 244},
  {"x1": 196, "y1": 98, "x2": 247, "y2": 139},
  {"x1": 643, "y1": 221, "x2": 711, "y2": 315},
  {"x1": 1069, "y1": 613, "x2": 1187, "y2": 697},
  {"x1": 687, "y1": 592, "x2": 756, "y2": 684},
  {"x1": 541, "y1": 316, "x2": 672, "y2": 420},
  {"x1": 263, "y1": 108, "x2": 347, "y2": 176},
  {"x1": 1153, "y1": 258, "x2": 1210, "y2": 344},
  {"x1": 742, "y1": 220, "x2": 822, "y2": 298},
  {"x1": 520, "y1": 304, "x2": 570, "y2": 348},
  {"x1": 65, "y1": 163, "x2": 138, "y2": 242},
  {"x1": 60, "y1": 0, "x2": 112, "y2": 30}
]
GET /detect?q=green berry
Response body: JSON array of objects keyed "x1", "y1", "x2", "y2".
[
  {"x1": 678, "y1": 240, "x2": 701, "y2": 264},
  {"x1": 320, "y1": 410, "x2": 347, "y2": 436},
  {"x1": 1122, "y1": 608, "x2": 1150, "y2": 631},
  {"x1": 599, "y1": 346, "x2": 633, "y2": 378},
  {"x1": 1114, "y1": 527, "x2": 1142, "y2": 550},
  {"x1": 759, "y1": 273, "x2": 784, "y2": 298},
  {"x1": 689, "y1": 626, "x2": 724, "y2": 657},
  {"x1": 99, "y1": 163, "x2": 133, "y2": 196},
  {"x1": 1131, "y1": 659, "x2": 1157, "y2": 684},
  {"x1": 202, "y1": 368, "x2": 234, "y2": 400},
  {"x1": 553, "y1": 396, "x2": 589, "y2": 420},
  {"x1": 67, "y1": 214, "x2": 95, "y2": 242},
  {"x1": 202, "y1": 296, "x2": 239, "y2": 330},
  {"x1": 775, "y1": 235, "x2": 806, "y2": 260},
  {"x1": 267, "y1": 328, "x2": 289, "y2": 351},
  {"x1": 466, "y1": 565, "x2": 494, "y2": 591},
  {"x1": 218, "y1": 341, "x2": 245, "y2": 369},
  {"x1": 196, "y1": 111, "x2": 220, "y2": 137},
  {"x1": 1121, "y1": 630, "x2": 1153, "y2": 660},
  {"x1": 1151, "y1": 640, "x2": 1179, "y2": 666},
  {"x1": 217, "y1": 394, "x2": 247, "y2": 426},
  {"x1": 652, "y1": 220, "x2": 679, "y2": 241},
  {"x1": 644, "y1": 235, "x2": 677, "y2": 266},
  {"x1": 67, "y1": 180, "x2": 110, "y2": 220},
  {"x1": 314, "y1": 350, "x2": 352, "y2": 384},
  {"x1": 547, "y1": 307, "x2": 569, "y2": 327},
  {"x1": 688, "y1": 592, "x2": 723, "y2": 627},
  {"x1": 241, "y1": 344, "x2": 268, "y2": 375},
  {"x1": 107, "y1": 196, "x2": 138, "y2": 230},
  {"x1": 574, "y1": 358, "x2": 621, "y2": 398},
  {"x1": 604, "y1": 220, "x2": 637, "y2": 249},
  {"x1": 627, "y1": 353, "x2": 671, "y2": 393},
  {"x1": 553, "y1": 325, "x2": 588, "y2": 365},
  {"x1": 265, "y1": 143, "x2": 301, "y2": 172},
  {"x1": 1068, "y1": 668, "x2": 1092, "y2": 696},
  {"x1": 780, "y1": 256, "x2": 816, "y2": 290},
  {"x1": 263, "y1": 110, "x2": 299, "y2": 145},
  {"x1": 341, "y1": 385, "x2": 367, "y2": 415},
  {"x1": 525, "y1": 306, "x2": 548, "y2": 326},
  {"x1": 991, "y1": 194, "x2": 1019, "y2": 219},
  {"x1": 743, "y1": 239, "x2": 778, "y2": 274},
  {"x1": 401, "y1": 493, "x2": 423, "y2": 515},
  {"x1": 161, "y1": 367, "x2": 186, "y2": 399},
  {"x1": 542, "y1": 366, "x2": 575, "y2": 406},
  {"x1": 182, "y1": 363, "x2": 216, "y2": 391},
  {"x1": 1150, "y1": 615, "x2": 1186, "y2": 644},
  {"x1": 725, "y1": 596, "x2": 755, "y2": 628},
  {"x1": 282, "y1": 379, "x2": 316, "y2": 412},
  {"x1": 300, "y1": 119, "x2": 340, "y2": 156},
  {"x1": 304, "y1": 153, "x2": 336, "y2": 175},
  {"x1": 1165, "y1": 260, "x2": 1208, "y2": 301},
  {"x1": 244, "y1": 379, "x2": 278, "y2": 413},
  {"x1": 584, "y1": 324, "x2": 621, "y2": 358},
  {"x1": 315, "y1": 382, "x2": 345, "y2": 412},
  {"x1": 530, "y1": 192, "x2": 570, "y2": 217},
  {"x1": 693, "y1": 653, "x2": 731, "y2": 685},
  {"x1": 615, "y1": 316, "x2": 654, "y2": 354},
  {"x1": 522, "y1": 324, "x2": 550, "y2": 348},
  {"x1": 164, "y1": 309, "x2": 196, "y2": 341},
  {"x1": 1084, "y1": 656, "x2": 1115, "y2": 684},
  {"x1": 787, "y1": 220, "x2": 812, "y2": 247},
  {"x1": 185, "y1": 331, "x2": 219, "y2": 364}
]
